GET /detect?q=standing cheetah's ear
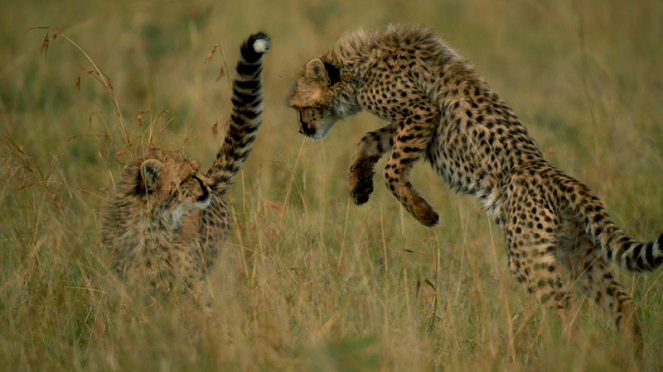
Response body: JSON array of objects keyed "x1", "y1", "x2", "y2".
[
  {"x1": 139, "y1": 159, "x2": 163, "y2": 192},
  {"x1": 305, "y1": 59, "x2": 330, "y2": 85}
]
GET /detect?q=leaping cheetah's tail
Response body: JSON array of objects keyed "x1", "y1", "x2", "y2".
[
  {"x1": 569, "y1": 179, "x2": 663, "y2": 273},
  {"x1": 209, "y1": 32, "x2": 270, "y2": 194}
]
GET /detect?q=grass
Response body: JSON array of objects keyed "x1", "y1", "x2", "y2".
[{"x1": 1, "y1": 0, "x2": 663, "y2": 370}]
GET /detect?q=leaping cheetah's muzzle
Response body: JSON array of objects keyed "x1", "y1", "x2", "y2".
[{"x1": 298, "y1": 111, "x2": 315, "y2": 136}]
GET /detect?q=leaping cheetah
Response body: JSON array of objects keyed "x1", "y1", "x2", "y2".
[{"x1": 289, "y1": 24, "x2": 662, "y2": 358}]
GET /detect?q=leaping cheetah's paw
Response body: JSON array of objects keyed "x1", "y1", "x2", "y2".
[
  {"x1": 409, "y1": 197, "x2": 439, "y2": 227},
  {"x1": 349, "y1": 159, "x2": 377, "y2": 205}
]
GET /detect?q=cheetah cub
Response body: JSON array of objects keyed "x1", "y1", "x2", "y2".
[
  {"x1": 101, "y1": 32, "x2": 270, "y2": 300},
  {"x1": 289, "y1": 25, "x2": 662, "y2": 357}
]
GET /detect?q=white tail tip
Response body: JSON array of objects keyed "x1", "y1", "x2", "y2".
[{"x1": 253, "y1": 39, "x2": 270, "y2": 54}]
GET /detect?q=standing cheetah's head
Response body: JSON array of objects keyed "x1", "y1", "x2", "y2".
[
  {"x1": 120, "y1": 150, "x2": 213, "y2": 229},
  {"x1": 289, "y1": 59, "x2": 343, "y2": 140}
]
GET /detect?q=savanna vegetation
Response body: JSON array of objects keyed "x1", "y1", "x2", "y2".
[{"x1": 1, "y1": 0, "x2": 662, "y2": 370}]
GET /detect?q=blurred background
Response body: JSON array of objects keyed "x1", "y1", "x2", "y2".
[{"x1": 1, "y1": 0, "x2": 662, "y2": 371}]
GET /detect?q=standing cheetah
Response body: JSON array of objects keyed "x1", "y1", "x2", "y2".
[
  {"x1": 101, "y1": 32, "x2": 270, "y2": 301},
  {"x1": 289, "y1": 24, "x2": 662, "y2": 357}
]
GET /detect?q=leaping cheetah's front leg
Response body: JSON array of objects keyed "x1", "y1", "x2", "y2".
[
  {"x1": 348, "y1": 123, "x2": 397, "y2": 204},
  {"x1": 384, "y1": 109, "x2": 438, "y2": 227}
]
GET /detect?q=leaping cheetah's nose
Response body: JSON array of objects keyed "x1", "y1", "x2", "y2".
[
  {"x1": 298, "y1": 110, "x2": 314, "y2": 136},
  {"x1": 299, "y1": 121, "x2": 316, "y2": 136}
]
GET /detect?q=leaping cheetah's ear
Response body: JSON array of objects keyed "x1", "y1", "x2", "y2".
[
  {"x1": 323, "y1": 62, "x2": 341, "y2": 86},
  {"x1": 139, "y1": 159, "x2": 163, "y2": 193},
  {"x1": 305, "y1": 59, "x2": 329, "y2": 85}
]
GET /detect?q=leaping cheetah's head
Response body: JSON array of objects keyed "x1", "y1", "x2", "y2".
[
  {"x1": 289, "y1": 58, "x2": 342, "y2": 140},
  {"x1": 121, "y1": 150, "x2": 213, "y2": 228}
]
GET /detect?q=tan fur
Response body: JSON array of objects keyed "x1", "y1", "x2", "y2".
[
  {"x1": 102, "y1": 148, "x2": 216, "y2": 295},
  {"x1": 101, "y1": 33, "x2": 270, "y2": 302},
  {"x1": 289, "y1": 25, "x2": 663, "y2": 359}
]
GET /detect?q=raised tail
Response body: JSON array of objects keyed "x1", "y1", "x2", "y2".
[
  {"x1": 566, "y1": 178, "x2": 663, "y2": 273},
  {"x1": 209, "y1": 32, "x2": 270, "y2": 194}
]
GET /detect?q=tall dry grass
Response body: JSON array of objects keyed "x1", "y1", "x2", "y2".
[{"x1": 1, "y1": 0, "x2": 662, "y2": 371}]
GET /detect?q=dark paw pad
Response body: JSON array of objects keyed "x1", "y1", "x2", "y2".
[
  {"x1": 350, "y1": 172, "x2": 374, "y2": 205},
  {"x1": 409, "y1": 199, "x2": 439, "y2": 227},
  {"x1": 419, "y1": 210, "x2": 439, "y2": 227},
  {"x1": 349, "y1": 160, "x2": 377, "y2": 205}
]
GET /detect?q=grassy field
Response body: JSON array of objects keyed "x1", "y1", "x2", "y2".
[{"x1": 1, "y1": 0, "x2": 663, "y2": 370}]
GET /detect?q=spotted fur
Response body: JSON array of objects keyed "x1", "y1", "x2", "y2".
[
  {"x1": 289, "y1": 24, "x2": 662, "y2": 358},
  {"x1": 101, "y1": 32, "x2": 270, "y2": 299}
]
